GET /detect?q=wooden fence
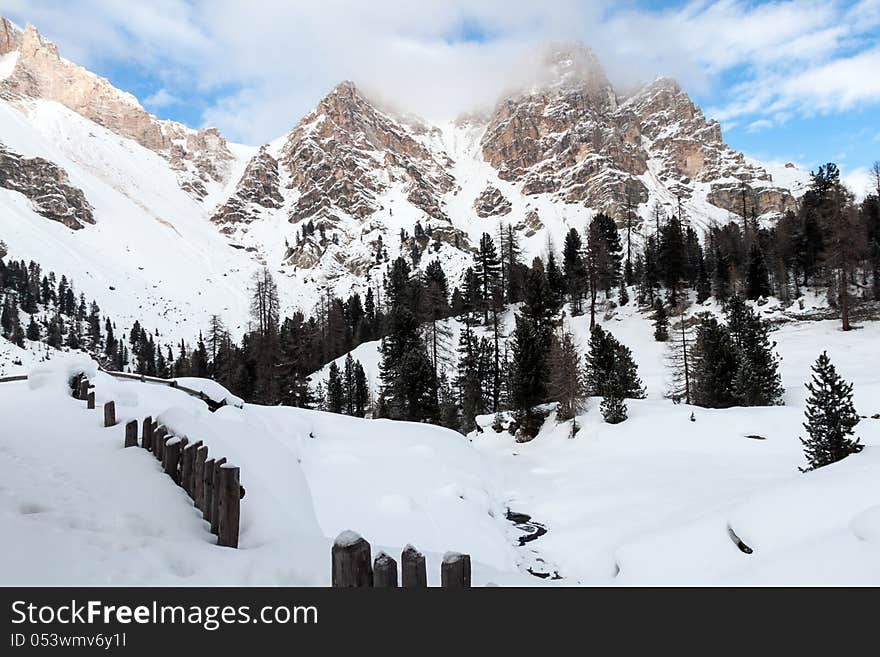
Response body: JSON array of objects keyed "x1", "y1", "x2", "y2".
[
  {"x1": 332, "y1": 531, "x2": 472, "y2": 588},
  {"x1": 71, "y1": 373, "x2": 241, "y2": 549}
]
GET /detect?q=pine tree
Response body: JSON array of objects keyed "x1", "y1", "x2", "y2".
[
  {"x1": 509, "y1": 314, "x2": 549, "y2": 440},
  {"x1": 562, "y1": 228, "x2": 586, "y2": 315},
  {"x1": 690, "y1": 315, "x2": 739, "y2": 408},
  {"x1": 652, "y1": 299, "x2": 669, "y2": 341},
  {"x1": 745, "y1": 243, "x2": 771, "y2": 300},
  {"x1": 353, "y1": 361, "x2": 369, "y2": 418},
  {"x1": 733, "y1": 309, "x2": 784, "y2": 406},
  {"x1": 474, "y1": 233, "x2": 501, "y2": 324},
  {"x1": 599, "y1": 386, "x2": 627, "y2": 424},
  {"x1": 799, "y1": 352, "x2": 862, "y2": 471},
  {"x1": 584, "y1": 325, "x2": 645, "y2": 399},
  {"x1": 343, "y1": 354, "x2": 356, "y2": 416},
  {"x1": 326, "y1": 362, "x2": 344, "y2": 414},
  {"x1": 26, "y1": 314, "x2": 40, "y2": 341}
]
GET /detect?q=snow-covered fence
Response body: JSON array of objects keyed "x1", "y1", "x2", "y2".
[
  {"x1": 331, "y1": 532, "x2": 471, "y2": 588},
  {"x1": 130, "y1": 418, "x2": 241, "y2": 549}
]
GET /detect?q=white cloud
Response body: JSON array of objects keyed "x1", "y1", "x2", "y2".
[
  {"x1": 746, "y1": 119, "x2": 774, "y2": 133},
  {"x1": 143, "y1": 88, "x2": 178, "y2": 109},
  {"x1": 843, "y1": 166, "x2": 874, "y2": 200},
  {"x1": 2, "y1": 0, "x2": 879, "y2": 145}
]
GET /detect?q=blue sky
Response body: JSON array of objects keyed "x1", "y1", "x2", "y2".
[{"x1": 2, "y1": 0, "x2": 879, "y2": 194}]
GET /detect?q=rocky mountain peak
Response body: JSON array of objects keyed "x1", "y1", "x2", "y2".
[
  {"x1": 0, "y1": 16, "x2": 233, "y2": 201},
  {"x1": 0, "y1": 17, "x2": 22, "y2": 55}
]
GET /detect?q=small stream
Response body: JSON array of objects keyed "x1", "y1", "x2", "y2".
[{"x1": 505, "y1": 509, "x2": 562, "y2": 580}]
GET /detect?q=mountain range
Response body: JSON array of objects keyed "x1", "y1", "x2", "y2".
[{"x1": 0, "y1": 17, "x2": 808, "y2": 341}]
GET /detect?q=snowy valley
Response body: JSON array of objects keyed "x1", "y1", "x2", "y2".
[{"x1": 1, "y1": 13, "x2": 879, "y2": 589}]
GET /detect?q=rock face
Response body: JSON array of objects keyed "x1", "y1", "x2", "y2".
[
  {"x1": 623, "y1": 78, "x2": 794, "y2": 216},
  {"x1": 279, "y1": 81, "x2": 454, "y2": 227},
  {"x1": 480, "y1": 44, "x2": 794, "y2": 219},
  {"x1": 0, "y1": 142, "x2": 94, "y2": 229},
  {"x1": 481, "y1": 45, "x2": 649, "y2": 213},
  {"x1": 474, "y1": 185, "x2": 512, "y2": 217},
  {"x1": 0, "y1": 21, "x2": 233, "y2": 200},
  {"x1": 211, "y1": 146, "x2": 283, "y2": 229}
]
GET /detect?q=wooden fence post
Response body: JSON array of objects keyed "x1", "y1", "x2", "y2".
[
  {"x1": 332, "y1": 531, "x2": 373, "y2": 587},
  {"x1": 163, "y1": 437, "x2": 182, "y2": 483},
  {"x1": 210, "y1": 457, "x2": 227, "y2": 535},
  {"x1": 202, "y1": 458, "x2": 215, "y2": 521},
  {"x1": 103, "y1": 401, "x2": 116, "y2": 427},
  {"x1": 441, "y1": 552, "x2": 471, "y2": 588},
  {"x1": 155, "y1": 426, "x2": 167, "y2": 461},
  {"x1": 79, "y1": 378, "x2": 89, "y2": 400},
  {"x1": 142, "y1": 416, "x2": 153, "y2": 450},
  {"x1": 217, "y1": 464, "x2": 240, "y2": 549},
  {"x1": 193, "y1": 446, "x2": 208, "y2": 511},
  {"x1": 87, "y1": 391, "x2": 95, "y2": 410},
  {"x1": 124, "y1": 419, "x2": 138, "y2": 448},
  {"x1": 181, "y1": 440, "x2": 202, "y2": 496},
  {"x1": 401, "y1": 544, "x2": 427, "y2": 588},
  {"x1": 373, "y1": 552, "x2": 398, "y2": 588}
]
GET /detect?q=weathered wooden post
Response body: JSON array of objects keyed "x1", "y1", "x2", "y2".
[
  {"x1": 155, "y1": 426, "x2": 168, "y2": 461},
  {"x1": 202, "y1": 458, "x2": 215, "y2": 521},
  {"x1": 441, "y1": 552, "x2": 471, "y2": 588},
  {"x1": 86, "y1": 391, "x2": 95, "y2": 410},
  {"x1": 401, "y1": 544, "x2": 427, "y2": 588},
  {"x1": 332, "y1": 531, "x2": 373, "y2": 587},
  {"x1": 210, "y1": 457, "x2": 227, "y2": 534},
  {"x1": 79, "y1": 379, "x2": 89, "y2": 400},
  {"x1": 373, "y1": 552, "x2": 398, "y2": 588},
  {"x1": 217, "y1": 464, "x2": 240, "y2": 549},
  {"x1": 181, "y1": 440, "x2": 202, "y2": 496},
  {"x1": 124, "y1": 419, "x2": 138, "y2": 448},
  {"x1": 163, "y1": 437, "x2": 184, "y2": 484},
  {"x1": 103, "y1": 401, "x2": 116, "y2": 427},
  {"x1": 193, "y1": 445, "x2": 208, "y2": 511},
  {"x1": 153, "y1": 424, "x2": 165, "y2": 458},
  {"x1": 142, "y1": 416, "x2": 153, "y2": 450}
]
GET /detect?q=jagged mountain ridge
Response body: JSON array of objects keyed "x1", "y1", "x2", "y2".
[
  {"x1": 0, "y1": 18, "x2": 233, "y2": 202},
  {"x1": 0, "y1": 18, "x2": 808, "y2": 344}
]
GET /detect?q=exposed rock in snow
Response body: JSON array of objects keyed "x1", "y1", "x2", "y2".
[
  {"x1": 0, "y1": 21, "x2": 234, "y2": 201},
  {"x1": 0, "y1": 141, "x2": 94, "y2": 228},
  {"x1": 474, "y1": 184, "x2": 512, "y2": 217}
]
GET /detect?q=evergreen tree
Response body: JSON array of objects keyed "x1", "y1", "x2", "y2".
[
  {"x1": 600, "y1": 374, "x2": 628, "y2": 424},
  {"x1": 584, "y1": 325, "x2": 646, "y2": 399},
  {"x1": 799, "y1": 352, "x2": 862, "y2": 471},
  {"x1": 326, "y1": 362, "x2": 344, "y2": 414},
  {"x1": 690, "y1": 315, "x2": 739, "y2": 408},
  {"x1": 745, "y1": 243, "x2": 771, "y2": 300},
  {"x1": 562, "y1": 228, "x2": 586, "y2": 315},
  {"x1": 343, "y1": 354, "x2": 356, "y2": 416},
  {"x1": 734, "y1": 310, "x2": 784, "y2": 406},
  {"x1": 652, "y1": 299, "x2": 669, "y2": 342},
  {"x1": 26, "y1": 314, "x2": 40, "y2": 341},
  {"x1": 353, "y1": 361, "x2": 369, "y2": 418},
  {"x1": 509, "y1": 313, "x2": 549, "y2": 440}
]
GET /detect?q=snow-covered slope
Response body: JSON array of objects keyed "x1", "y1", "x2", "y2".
[
  {"x1": 0, "y1": 97, "x2": 263, "y2": 339},
  {"x1": 2, "y1": 319, "x2": 878, "y2": 586},
  {"x1": 0, "y1": 356, "x2": 520, "y2": 585}
]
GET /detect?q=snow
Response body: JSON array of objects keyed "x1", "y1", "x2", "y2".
[
  {"x1": 0, "y1": 51, "x2": 18, "y2": 80},
  {"x1": 3, "y1": 309, "x2": 879, "y2": 586},
  {"x1": 174, "y1": 377, "x2": 244, "y2": 408},
  {"x1": 0, "y1": 357, "x2": 520, "y2": 586}
]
